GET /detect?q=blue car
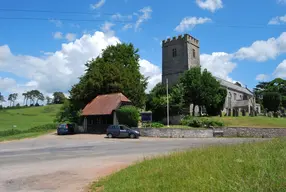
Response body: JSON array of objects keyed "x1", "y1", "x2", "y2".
[
  {"x1": 57, "y1": 123, "x2": 75, "y2": 135},
  {"x1": 106, "y1": 124, "x2": 140, "y2": 139}
]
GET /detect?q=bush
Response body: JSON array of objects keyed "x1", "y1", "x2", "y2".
[
  {"x1": 0, "y1": 123, "x2": 57, "y2": 137},
  {"x1": 180, "y1": 116, "x2": 224, "y2": 128},
  {"x1": 116, "y1": 106, "x2": 139, "y2": 127},
  {"x1": 263, "y1": 92, "x2": 281, "y2": 112},
  {"x1": 151, "y1": 122, "x2": 164, "y2": 128}
]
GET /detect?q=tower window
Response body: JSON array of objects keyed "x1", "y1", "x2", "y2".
[
  {"x1": 192, "y1": 49, "x2": 196, "y2": 58},
  {"x1": 172, "y1": 48, "x2": 177, "y2": 57}
]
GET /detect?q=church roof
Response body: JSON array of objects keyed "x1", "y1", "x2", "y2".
[{"x1": 215, "y1": 77, "x2": 253, "y2": 96}]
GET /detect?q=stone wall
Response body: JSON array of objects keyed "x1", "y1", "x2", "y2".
[
  {"x1": 221, "y1": 127, "x2": 286, "y2": 138},
  {"x1": 136, "y1": 128, "x2": 213, "y2": 138}
]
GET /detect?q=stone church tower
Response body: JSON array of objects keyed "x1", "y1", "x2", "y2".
[{"x1": 162, "y1": 34, "x2": 200, "y2": 86}]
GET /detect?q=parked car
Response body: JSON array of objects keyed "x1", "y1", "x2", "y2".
[
  {"x1": 106, "y1": 124, "x2": 140, "y2": 139},
  {"x1": 57, "y1": 123, "x2": 75, "y2": 135}
]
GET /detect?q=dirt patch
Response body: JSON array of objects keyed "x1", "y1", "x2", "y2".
[
  {"x1": 5, "y1": 171, "x2": 80, "y2": 191},
  {"x1": 2, "y1": 157, "x2": 133, "y2": 192}
]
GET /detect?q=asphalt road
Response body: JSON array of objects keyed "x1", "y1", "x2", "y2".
[{"x1": 0, "y1": 134, "x2": 266, "y2": 192}]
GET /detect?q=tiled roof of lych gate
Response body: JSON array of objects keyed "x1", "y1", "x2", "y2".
[
  {"x1": 82, "y1": 93, "x2": 131, "y2": 116},
  {"x1": 214, "y1": 76, "x2": 253, "y2": 96}
]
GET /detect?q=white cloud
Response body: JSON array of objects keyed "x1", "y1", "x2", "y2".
[
  {"x1": 139, "y1": 59, "x2": 161, "y2": 92},
  {"x1": 195, "y1": 0, "x2": 223, "y2": 12},
  {"x1": 135, "y1": 7, "x2": 152, "y2": 31},
  {"x1": 175, "y1": 17, "x2": 211, "y2": 32},
  {"x1": 53, "y1": 32, "x2": 77, "y2": 42},
  {"x1": 0, "y1": 32, "x2": 120, "y2": 96},
  {"x1": 255, "y1": 74, "x2": 269, "y2": 81},
  {"x1": 234, "y1": 32, "x2": 286, "y2": 62},
  {"x1": 111, "y1": 13, "x2": 132, "y2": 20},
  {"x1": 65, "y1": 33, "x2": 77, "y2": 42},
  {"x1": 49, "y1": 19, "x2": 62, "y2": 27},
  {"x1": 0, "y1": 77, "x2": 17, "y2": 91},
  {"x1": 200, "y1": 52, "x2": 236, "y2": 82},
  {"x1": 273, "y1": 59, "x2": 286, "y2": 78},
  {"x1": 122, "y1": 23, "x2": 133, "y2": 30},
  {"x1": 90, "y1": 0, "x2": 105, "y2": 9},
  {"x1": 277, "y1": 0, "x2": 286, "y2": 4},
  {"x1": 100, "y1": 22, "x2": 115, "y2": 35},
  {"x1": 0, "y1": 31, "x2": 162, "y2": 105},
  {"x1": 53, "y1": 32, "x2": 63, "y2": 39},
  {"x1": 268, "y1": 14, "x2": 286, "y2": 25}
]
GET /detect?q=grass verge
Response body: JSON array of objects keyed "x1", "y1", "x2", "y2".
[
  {"x1": 91, "y1": 138, "x2": 286, "y2": 192},
  {"x1": 210, "y1": 116, "x2": 286, "y2": 128},
  {"x1": 0, "y1": 123, "x2": 57, "y2": 142}
]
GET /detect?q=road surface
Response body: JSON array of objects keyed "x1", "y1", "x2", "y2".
[{"x1": 0, "y1": 134, "x2": 266, "y2": 192}]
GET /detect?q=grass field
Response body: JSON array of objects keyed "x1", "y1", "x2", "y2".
[
  {"x1": 0, "y1": 104, "x2": 62, "y2": 131},
  {"x1": 209, "y1": 116, "x2": 286, "y2": 128},
  {"x1": 0, "y1": 130, "x2": 55, "y2": 142},
  {"x1": 91, "y1": 138, "x2": 286, "y2": 192}
]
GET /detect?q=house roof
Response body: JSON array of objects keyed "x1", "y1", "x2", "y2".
[
  {"x1": 82, "y1": 93, "x2": 131, "y2": 116},
  {"x1": 214, "y1": 76, "x2": 253, "y2": 96}
]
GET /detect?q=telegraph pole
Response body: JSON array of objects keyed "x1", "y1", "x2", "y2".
[{"x1": 166, "y1": 78, "x2": 170, "y2": 127}]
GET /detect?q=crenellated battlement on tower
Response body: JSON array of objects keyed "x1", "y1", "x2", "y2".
[{"x1": 162, "y1": 34, "x2": 199, "y2": 47}]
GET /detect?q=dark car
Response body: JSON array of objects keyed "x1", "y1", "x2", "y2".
[
  {"x1": 106, "y1": 124, "x2": 140, "y2": 139},
  {"x1": 57, "y1": 123, "x2": 75, "y2": 135}
]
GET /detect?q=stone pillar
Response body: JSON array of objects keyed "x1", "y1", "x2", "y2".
[
  {"x1": 113, "y1": 111, "x2": 119, "y2": 125},
  {"x1": 83, "y1": 117, "x2": 87, "y2": 132}
]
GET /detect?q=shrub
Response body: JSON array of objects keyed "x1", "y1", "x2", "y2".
[
  {"x1": 180, "y1": 116, "x2": 224, "y2": 128},
  {"x1": 116, "y1": 106, "x2": 139, "y2": 127},
  {"x1": 151, "y1": 122, "x2": 164, "y2": 128},
  {"x1": 263, "y1": 92, "x2": 281, "y2": 112}
]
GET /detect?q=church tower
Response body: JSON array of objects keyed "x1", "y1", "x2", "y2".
[{"x1": 162, "y1": 34, "x2": 200, "y2": 86}]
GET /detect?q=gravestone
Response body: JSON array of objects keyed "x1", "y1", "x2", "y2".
[
  {"x1": 242, "y1": 109, "x2": 246, "y2": 116},
  {"x1": 228, "y1": 109, "x2": 231, "y2": 116},
  {"x1": 267, "y1": 111, "x2": 273, "y2": 117}
]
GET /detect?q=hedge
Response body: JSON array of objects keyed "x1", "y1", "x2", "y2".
[
  {"x1": 181, "y1": 116, "x2": 224, "y2": 128},
  {"x1": 116, "y1": 106, "x2": 139, "y2": 127}
]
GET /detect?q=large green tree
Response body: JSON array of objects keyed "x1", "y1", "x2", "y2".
[
  {"x1": 180, "y1": 66, "x2": 226, "y2": 116},
  {"x1": 69, "y1": 43, "x2": 147, "y2": 108},
  {"x1": 180, "y1": 66, "x2": 203, "y2": 115},
  {"x1": 57, "y1": 43, "x2": 147, "y2": 123},
  {"x1": 262, "y1": 92, "x2": 281, "y2": 112},
  {"x1": 53, "y1": 92, "x2": 66, "y2": 104},
  {"x1": 145, "y1": 83, "x2": 184, "y2": 122},
  {"x1": 254, "y1": 78, "x2": 286, "y2": 110}
]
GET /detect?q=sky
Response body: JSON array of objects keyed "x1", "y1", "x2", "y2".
[{"x1": 0, "y1": 0, "x2": 286, "y2": 106}]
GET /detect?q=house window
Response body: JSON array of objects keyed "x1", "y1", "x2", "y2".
[
  {"x1": 234, "y1": 93, "x2": 237, "y2": 100},
  {"x1": 192, "y1": 49, "x2": 196, "y2": 58},
  {"x1": 172, "y1": 48, "x2": 177, "y2": 57}
]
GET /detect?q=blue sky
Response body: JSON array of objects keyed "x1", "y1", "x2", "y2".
[{"x1": 0, "y1": 0, "x2": 286, "y2": 104}]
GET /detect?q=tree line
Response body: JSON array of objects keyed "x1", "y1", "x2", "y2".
[
  {"x1": 0, "y1": 91, "x2": 67, "y2": 108},
  {"x1": 146, "y1": 67, "x2": 227, "y2": 121},
  {"x1": 254, "y1": 78, "x2": 286, "y2": 113}
]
